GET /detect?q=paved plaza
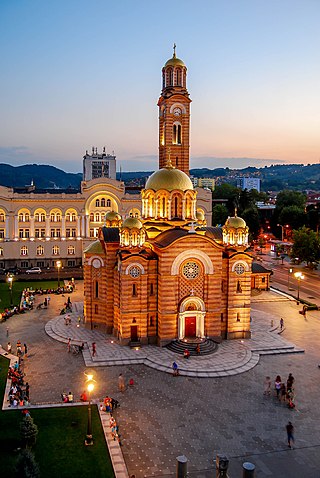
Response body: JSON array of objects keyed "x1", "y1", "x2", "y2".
[{"x1": 1, "y1": 282, "x2": 320, "y2": 477}]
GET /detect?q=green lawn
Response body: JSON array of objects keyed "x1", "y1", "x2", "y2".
[
  {"x1": 0, "y1": 281, "x2": 59, "y2": 312},
  {"x1": 0, "y1": 356, "x2": 115, "y2": 477}
]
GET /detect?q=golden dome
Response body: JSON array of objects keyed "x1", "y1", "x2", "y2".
[
  {"x1": 196, "y1": 210, "x2": 205, "y2": 221},
  {"x1": 145, "y1": 166, "x2": 193, "y2": 192},
  {"x1": 225, "y1": 215, "x2": 246, "y2": 229},
  {"x1": 122, "y1": 217, "x2": 143, "y2": 229},
  {"x1": 164, "y1": 44, "x2": 185, "y2": 68},
  {"x1": 105, "y1": 211, "x2": 121, "y2": 222}
]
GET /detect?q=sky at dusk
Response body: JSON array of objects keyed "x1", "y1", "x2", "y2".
[{"x1": 0, "y1": 0, "x2": 319, "y2": 173}]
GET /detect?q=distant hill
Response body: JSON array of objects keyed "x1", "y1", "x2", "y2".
[
  {"x1": 1, "y1": 162, "x2": 320, "y2": 192},
  {"x1": 0, "y1": 164, "x2": 82, "y2": 189}
]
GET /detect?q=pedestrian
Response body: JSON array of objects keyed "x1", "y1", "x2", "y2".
[
  {"x1": 263, "y1": 376, "x2": 271, "y2": 396},
  {"x1": 287, "y1": 373, "x2": 295, "y2": 391},
  {"x1": 16, "y1": 340, "x2": 22, "y2": 356},
  {"x1": 275, "y1": 375, "x2": 282, "y2": 400},
  {"x1": 7, "y1": 342, "x2": 12, "y2": 353},
  {"x1": 24, "y1": 343, "x2": 28, "y2": 357},
  {"x1": 92, "y1": 342, "x2": 96, "y2": 357},
  {"x1": 280, "y1": 318, "x2": 284, "y2": 330},
  {"x1": 286, "y1": 421, "x2": 294, "y2": 448},
  {"x1": 67, "y1": 338, "x2": 71, "y2": 353},
  {"x1": 6, "y1": 326, "x2": 9, "y2": 337},
  {"x1": 172, "y1": 361, "x2": 179, "y2": 376},
  {"x1": 118, "y1": 373, "x2": 125, "y2": 392}
]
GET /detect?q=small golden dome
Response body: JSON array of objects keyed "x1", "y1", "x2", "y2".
[
  {"x1": 225, "y1": 216, "x2": 246, "y2": 229},
  {"x1": 145, "y1": 166, "x2": 193, "y2": 192},
  {"x1": 122, "y1": 217, "x2": 143, "y2": 229},
  {"x1": 165, "y1": 56, "x2": 185, "y2": 68},
  {"x1": 196, "y1": 210, "x2": 205, "y2": 221},
  {"x1": 105, "y1": 211, "x2": 121, "y2": 222}
]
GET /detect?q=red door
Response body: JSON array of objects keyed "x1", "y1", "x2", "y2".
[
  {"x1": 131, "y1": 325, "x2": 138, "y2": 342},
  {"x1": 185, "y1": 317, "x2": 196, "y2": 337}
]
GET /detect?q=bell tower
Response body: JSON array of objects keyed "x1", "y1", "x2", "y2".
[{"x1": 158, "y1": 45, "x2": 191, "y2": 175}]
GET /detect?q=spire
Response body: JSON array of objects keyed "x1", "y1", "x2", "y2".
[
  {"x1": 173, "y1": 43, "x2": 176, "y2": 58},
  {"x1": 234, "y1": 207, "x2": 238, "y2": 217},
  {"x1": 165, "y1": 147, "x2": 174, "y2": 169}
]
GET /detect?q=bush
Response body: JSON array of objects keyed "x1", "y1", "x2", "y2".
[
  {"x1": 20, "y1": 416, "x2": 38, "y2": 449},
  {"x1": 15, "y1": 449, "x2": 40, "y2": 478}
]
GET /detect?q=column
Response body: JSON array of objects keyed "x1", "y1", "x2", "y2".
[
  {"x1": 45, "y1": 215, "x2": 50, "y2": 239},
  {"x1": 182, "y1": 199, "x2": 186, "y2": 220},
  {"x1": 61, "y1": 215, "x2": 66, "y2": 238},
  {"x1": 76, "y1": 216, "x2": 81, "y2": 237},
  {"x1": 85, "y1": 215, "x2": 90, "y2": 238},
  {"x1": 168, "y1": 199, "x2": 172, "y2": 220},
  {"x1": 30, "y1": 215, "x2": 35, "y2": 239},
  {"x1": 5, "y1": 216, "x2": 10, "y2": 240},
  {"x1": 81, "y1": 215, "x2": 85, "y2": 237},
  {"x1": 14, "y1": 215, "x2": 19, "y2": 240}
]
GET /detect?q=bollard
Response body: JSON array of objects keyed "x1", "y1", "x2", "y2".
[
  {"x1": 176, "y1": 455, "x2": 188, "y2": 478},
  {"x1": 243, "y1": 462, "x2": 255, "y2": 478},
  {"x1": 216, "y1": 454, "x2": 229, "y2": 477}
]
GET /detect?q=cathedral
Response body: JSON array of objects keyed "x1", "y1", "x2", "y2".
[{"x1": 83, "y1": 48, "x2": 253, "y2": 346}]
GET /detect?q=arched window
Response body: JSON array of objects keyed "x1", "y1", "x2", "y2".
[
  {"x1": 90, "y1": 213, "x2": 94, "y2": 222},
  {"x1": 101, "y1": 198, "x2": 105, "y2": 207},
  {"x1": 162, "y1": 197, "x2": 166, "y2": 217},
  {"x1": 67, "y1": 245, "x2": 75, "y2": 255},
  {"x1": 25, "y1": 213, "x2": 30, "y2": 221},
  {"x1": 41, "y1": 213, "x2": 45, "y2": 222},
  {"x1": 19, "y1": 214, "x2": 24, "y2": 222},
  {"x1": 106, "y1": 199, "x2": 111, "y2": 207},
  {"x1": 174, "y1": 197, "x2": 178, "y2": 218},
  {"x1": 0, "y1": 212, "x2": 5, "y2": 222},
  {"x1": 35, "y1": 213, "x2": 40, "y2": 222},
  {"x1": 95, "y1": 199, "x2": 100, "y2": 207},
  {"x1": 0, "y1": 247, "x2": 3, "y2": 256},
  {"x1": 95, "y1": 213, "x2": 100, "y2": 222},
  {"x1": 176, "y1": 68, "x2": 182, "y2": 86},
  {"x1": 20, "y1": 246, "x2": 28, "y2": 256},
  {"x1": 56, "y1": 213, "x2": 61, "y2": 222},
  {"x1": 71, "y1": 213, "x2": 76, "y2": 222},
  {"x1": 52, "y1": 245, "x2": 60, "y2": 256},
  {"x1": 173, "y1": 124, "x2": 182, "y2": 144},
  {"x1": 36, "y1": 245, "x2": 44, "y2": 256}
]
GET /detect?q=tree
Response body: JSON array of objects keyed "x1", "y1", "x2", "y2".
[
  {"x1": 278, "y1": 206, "x2": 307, "y2": 231},
  {"x1": 20, "y1": 416, "x2": 38, "y2": 449},
  {"x1": 241, "y1": 207, "x2": 260, "y2": 239},
  {"x1": 212, "y1": 204, "x2": 229, "y2": 226},
  {"x1": 212, "y1": 184, "x2": 240, "y2": 215},
  {"x1": 15, "y1": 449, "x2": 40, "y2": 478},
  {"x1": 290, "y1": 227, "x2": 320, "y2": 265},
  {"x1": 276, "y1": 190, "x2": 306, "y2": 211}
]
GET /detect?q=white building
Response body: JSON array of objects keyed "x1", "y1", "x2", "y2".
[
  {"x1": 83, "y1": 147, "x2": 116, "y2": 181},
  {"x1": 237, "y1": 177, "x2": 261, "y2": 192}
]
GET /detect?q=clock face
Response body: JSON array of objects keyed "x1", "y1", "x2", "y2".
[{"x1": 173, "y1": 107, "x2": 182, "y2": 116}]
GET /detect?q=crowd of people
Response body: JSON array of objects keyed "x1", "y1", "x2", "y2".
[
  {"x1": 99, "y1": 396, "x2": 121, "y2": 444},
  {"x1": 61, "y1": 391, "x2": 74, "y2": 403},
  {"x1": 264, "y1": 373, "x2": 296, "y2": 409},
  {"x1": 7, "y1": 359, "x2": 30, "y2": 407}
]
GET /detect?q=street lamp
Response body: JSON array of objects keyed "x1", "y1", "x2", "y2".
[
  {"x1": 84, "y1": 372, "x2": 95, "y2": 446},
  {"x1": 294, "y1": 271, "x2": 304, "y2": 303},
  {"x1": 7, "y1": 275, "x2": 13, "y2": 308},
  {"x1": 56, "y1": 260, "x2": 61, "y2": 288},
  {"x1": 277, "y1": 224, "x2": 289, "y2": 241},
  {"x1": 287, "y1": 268, "x2": 293, "y2": 290}
]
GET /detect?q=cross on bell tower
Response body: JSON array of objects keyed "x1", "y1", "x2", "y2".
[{"x1": 158, "y1": 45, "x2": 191, "y2": 175}]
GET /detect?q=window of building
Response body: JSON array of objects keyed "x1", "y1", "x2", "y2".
[
  {"x1": 0, "y1": 261, "x2": 4, "y2": 268},
  {"x1": 40, "y1": 229, "x2": 45, "y2": 238},
  {"x1": 173, "y1": 123, "x2": 182, "y2": 144},
  {"x1": 237, "y1": 313, "x2": 240, "y2": 322},
  {"x1": 237, "y1": 281, "x2": 242, "y2": 293},
  {"x1": 52, "y1": 245, "x2": 60, "y2": 255},
  {"x1": 94, "y1": 304, "x2": 98, "y2": 314},
  {"x1": 106, "y1": 199, "x2": 111, "y2": 207},
  {"x1": 66, "y1": 228, "x2": 70, "y2": 238},
  {"x1": 150, "y1": 283, "x2": 154, "y2": 295},
  {"x1": 0, "y1": 229, "x2": 4, "y2": 239},
  {"x1": 20, "y1": 246, "x2": 28, "y2": 256},
  {"x1": 0, "y1": 213, "x2": 5, "y2": 222},
  {"x1": 21, "y1": 261, "x2": 29, "y2": 268},
  {"x1": 0, "y1": 247, "x2": 3, "y2": 256},
  {"x1": 90, "y1": 213, "x2": 94, "y2": 222},
  {"x1": 67, "y1": 245, "x2": 75, "y2": 255},
  {"x1": 95, "y1": 281, "x2": 99, "y2": 298},
  {"x1": 95, "y1": 199, "x2": 100, "y2": 207},
  {"x1": 67, "y1": 260, "x2": 75, "y2": 267},
  {"x1": 19, "y1": 229, "x2": 29, "y2": 239},
  {"x1": 50, "y1": 229, "x2": 61, "y2": 238},
  {"x1": 90, "y1": 229, "x2": 95, "y2": 238},
  {"x1": 221, "y1": 313, "x2": 224, "y2": 322},
  {"x1": 132, "y1": 284, "x2": 137, "y2": 296},
  {"x1": 101, "y1": 198, "x2": 105, "y2": 207},
  {"x1": 262, "y1": 277, "x2": 266, "y2": 283},
  {"x1": 36, "y1": 245, "x2": 44, "y2": 255},
  {"x1": 37, "y1": 261, "x2": 44, "y2": 268},
  {"x1": 95, "y1": 213, "x2": 100, "y2": 222},
  {"x1": 149, "y1": 316, "x2": 154, "y2": 326}
]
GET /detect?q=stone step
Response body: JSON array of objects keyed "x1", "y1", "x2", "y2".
[{"x1": 165, "y1": 339, "x2": 218, "y2": 356}]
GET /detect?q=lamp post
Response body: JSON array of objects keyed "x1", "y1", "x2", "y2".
[
  {"x1": 294, "y1": 271, "x2": 304, "y2": 303},
  {"x1": 56, "y1": 260, "x2": 61, "y2": 288},
  {"x1": 287, "y1": 268, "x2": 293, "y2": 289},
  {"x1": 7, "y1": 275, "x2": 13, "y2": 308},
  {"x1": 84, "y1": 372, "x2": 95, "y2": 446}
]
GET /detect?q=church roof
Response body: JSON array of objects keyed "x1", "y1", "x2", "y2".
[
  {"x1": 252, "y1": 262, "x2": 272, "y2": 274},
  {"x1": 84, "y1": 240, "x2": 104, "y2": 254},
  {"x1": 145, "y1": 165, "x2": 193, "y2": 192},
  {"x1": 202, "y1": 227, "x2": 223, "y2": 243},
  {"x1": 153, "y1": 228, "x2": 190, "y2": 247},
  {"x1": 100, "y1": 227, "x2": 120, "y2": 243}
]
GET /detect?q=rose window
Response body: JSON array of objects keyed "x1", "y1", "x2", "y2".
[
  {"x1": 182, "y1": 261, "x2": 200, "y2": 279},
  {"x1": 129, "y1": 266, "x2": 141, "y2": 278},
  {"x1": 235, "y1": 264, "x2": 245, "y2": 275}
]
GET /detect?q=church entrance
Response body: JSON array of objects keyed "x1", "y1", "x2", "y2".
[
  {"x1": 130, "y1": 325, "x2": 138, "y2": 342},
  {"x1": 185, "y1": 316, "x2": 196, "y2": 337}
]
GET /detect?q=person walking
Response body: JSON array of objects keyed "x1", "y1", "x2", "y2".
[
  {"x1": 67, "y1": 338, "x2": 71, "y2": 353},
  {"x1": 6, "y1": 326, "x2": 9, "y2": 337},
  {"x1": 172, "y1": 361, "x2": 179, "y2": 376},
  {"x1": 118, "y1": 373, "x2": 125, "y2": 392},
  {"x1": 92, "y1": 342, "x2": 96, "y2": 357},
  {"x1": 24, "y1": 343, "x2": 28, "y2": 357},
  {"x1": 275, "y1": 375, "x2": 282, "y2": 400},
  {"x1": 286, "y1": 421, "x2": 294, "y2": 448},
  {"x1": 7, "y1": 342, "x2": 12, "y2": 353},
  {"x1": 280, "y1": 318, "x2": 284, "y2": 330}
]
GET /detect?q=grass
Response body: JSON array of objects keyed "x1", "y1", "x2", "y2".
[
  {"x1": 0, "y1": 356, "x2": 115, "y2": 477},
  {"x1": 0, "y1": 281, "x2": 59, "y2": 312}
]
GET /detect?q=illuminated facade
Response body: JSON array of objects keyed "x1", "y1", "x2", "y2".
[{"x1": 83, "y1": 49, "x2": 253, "y2": 345}]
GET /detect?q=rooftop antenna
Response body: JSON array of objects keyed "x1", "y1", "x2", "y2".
[{"x1": 119, "y1": 164, "x2": 122, "y2": 181}]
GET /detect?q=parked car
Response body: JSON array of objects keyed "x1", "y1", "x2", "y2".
[
  {"x1": 5, "y1": 267, "x2": 21, "y2": 275},
  {"x1": 26, "y1": 267, "x2": 42, "y2": 274}
]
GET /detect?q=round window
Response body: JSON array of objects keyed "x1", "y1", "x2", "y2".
[
  {"x1": 235, "y1": 264, "x2": 245, "y2": 275},
  {"x1": 129, "y1": 266, "x2": 141, "y2": 278},
  {"x1": 182, "y1": 261, "x2": 200, "y2": 279}
]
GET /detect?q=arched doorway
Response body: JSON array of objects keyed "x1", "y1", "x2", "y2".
[{"x1": 178, "y1": 296, "x2": 206, "y2": 339}]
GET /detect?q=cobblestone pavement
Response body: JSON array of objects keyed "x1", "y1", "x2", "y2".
[{"x1": 1, "y1": 284, "x2": 320, "y2": 477}]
